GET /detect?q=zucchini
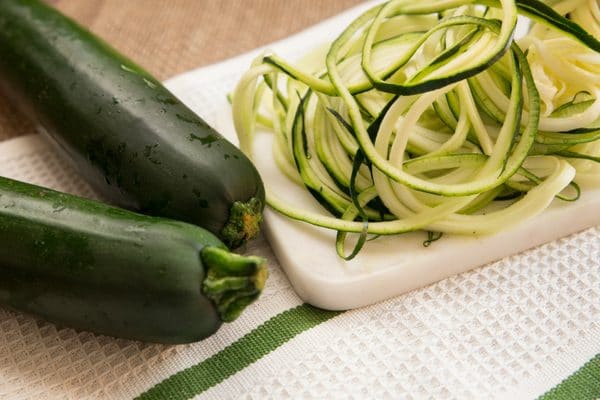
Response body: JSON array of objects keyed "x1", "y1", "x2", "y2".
[
  {"x1": 0, "y1": 175, "x2": 267, "y2": 344},
  {"x1": 232, "y1": 0, "x2": 599, "y2": 259},
  {"x1": 0, "y1": 0, "x2": 264, "y2": 249}
]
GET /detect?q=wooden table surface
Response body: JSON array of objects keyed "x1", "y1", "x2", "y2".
[{"x1": 0, "y1": 0, "x2": 364, "y2": 140}]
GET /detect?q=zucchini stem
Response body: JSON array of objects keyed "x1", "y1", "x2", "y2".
[
  {"x1": 220, "y1": 197, "x2": 264, "y2": 249},
  {"x1": 201, "y1": 246, "x2": 268, "y2": 322}
]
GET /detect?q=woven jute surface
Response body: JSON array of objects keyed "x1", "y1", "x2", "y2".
[{"x1": 0, "y1": 0, "x2": 363, "y2": 140}]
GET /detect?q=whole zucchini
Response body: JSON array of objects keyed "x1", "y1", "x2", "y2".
[
  {"x1": 0, "y1": 176, "x2": 267, "y2": 344},
  {"x1": 0, "y1": 0, "x2": 264, "y2": 249}
]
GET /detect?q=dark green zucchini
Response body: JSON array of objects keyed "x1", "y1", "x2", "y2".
[
  {"x1": 0, "y1": 176, "x2": 267, "y2": 344},
  {"x1": 0, "y1": 0, "x2": 264, "y2": 249}
]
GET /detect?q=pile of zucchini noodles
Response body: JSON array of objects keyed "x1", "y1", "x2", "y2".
[{"x1": 233, "y1": 0, "x2": 600, "y2": 259}]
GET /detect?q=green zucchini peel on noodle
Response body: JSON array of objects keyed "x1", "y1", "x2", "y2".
[{"x1": 232, "y1": 0, "x2": 600, "y2": 259}]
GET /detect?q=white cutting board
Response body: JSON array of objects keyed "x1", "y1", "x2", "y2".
[{"x1": 165, "y1": 1, "x2": 600, "y2": 311}]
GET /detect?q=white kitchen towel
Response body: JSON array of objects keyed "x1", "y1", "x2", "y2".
[{"x1": 0, "y1": 134, "x2": 598, "y2": 400}]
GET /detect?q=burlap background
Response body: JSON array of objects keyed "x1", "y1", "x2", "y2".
[{"x1": 0, "y1": 0, "x2": 363, "y2": 140}]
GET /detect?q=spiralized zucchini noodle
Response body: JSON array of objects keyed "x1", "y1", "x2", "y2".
[{"x1": 232, "y1": 0, "x2": 600, "y2": 259}]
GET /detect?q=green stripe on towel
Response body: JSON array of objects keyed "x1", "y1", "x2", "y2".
[
  {"x1": 137, "y1": 304, "x2": 342, "y2": 400},
  {"x1": 539, "y1": 353, "x2": 600, "y2": 400}
]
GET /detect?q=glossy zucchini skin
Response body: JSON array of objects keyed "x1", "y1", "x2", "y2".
[
  {"x1": 0, "y1": 176, "x2": 246, "y2": 344},
  {"x1": 0, "y1": 0, "x2": 264, "y2": 248}
]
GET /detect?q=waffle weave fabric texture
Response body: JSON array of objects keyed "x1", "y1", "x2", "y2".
[{"x1": 0, "y1": 134, "x2": 597, "y2": 399}]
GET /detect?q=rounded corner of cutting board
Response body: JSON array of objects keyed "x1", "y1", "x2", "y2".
[{"x1": 264, "y1": 187, "x2": 600, "y2": 311}]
